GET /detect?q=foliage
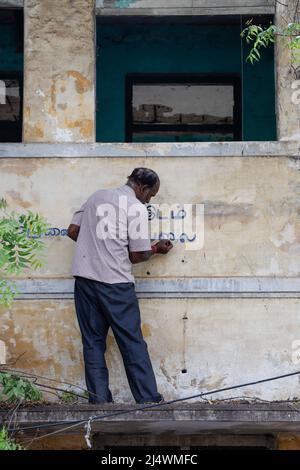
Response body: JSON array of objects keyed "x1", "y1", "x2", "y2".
[
  {"x1": 59, "y1": 389, "x2": 79, "y2": 404},
  {"x1": 0, "y1": 372, "x2": 43, "y2": 403},
  {"x1": 59, "y1": 388, "x2": 89, "y2": 404},
  {"x1": 241, "y1": 21, "x2": 277, "y2": 64},
  {"x1": 0, "y1": 427, "x2": 22, "y2": 450},
  {"x1": 0, "y1": 198, "x2": 49, "y2": 306},
  {"x1": 241, "y1": 19, "x2": 300, "y2": 66}
]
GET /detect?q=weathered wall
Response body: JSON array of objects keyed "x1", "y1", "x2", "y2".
[
  {"x1": 1, "y1": 297, "x2": 300, "y2": 402},
  {"x1": 1, "y1": 155, "x2": 299, "y2": 279},
  {"x1": 0, "y1": 0, "x2": 276, "y2": 14},
  {"x1": 0, "y1": 0, "x2": 299, "y2": 408},
  {"x1": 1, "y1": 152, "x2": 300, "y2": 402},
  {"x1": 96, "y1": 0, "x2": 275, "y2": 15},
  {"x1": 23, "y1": 0, "x2": 95, "y2": 142},
  {"x1": 275, "y1": 0, "x2": 300, "y2": 141}
]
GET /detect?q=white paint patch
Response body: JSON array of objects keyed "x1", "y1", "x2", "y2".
[
  {"x1": 56, "y1": 128, "x2": 74, "y2": 142},
  {"x1": 269, "y1": 257, "x2": 281, "y2": 274},
  {"x1": 35, "y1": 89, "x2": 45, "y2": 97},
  {"x1": 0, "y1": 340, "x2": 6, "y2": 364},
  {"x1": 8, "y1": 338, "x2": 16, "y2": 347},
  {"x1": 281, "y1": 133, "x2": 300, "y2": 142},
  {"x1": 230, "y1": 189, "x2": 256, "y2": 203},
  {"x1": 257, "y1": 257, "x2": 281, "y2": 275},
  {"x1": 271, "y1": 223, "x2": 296, "y2": 247},
  {"x1": 287, "y1": 158, "x2": 300, "y2": 171}
]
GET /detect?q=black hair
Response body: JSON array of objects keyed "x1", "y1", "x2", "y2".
[{"x1": 127, "y1": 167, "x2": 160, "y2": 188}]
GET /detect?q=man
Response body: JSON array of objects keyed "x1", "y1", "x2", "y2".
[{"x1": 67, "y1": 168, "x2": 173, "y2": 404}]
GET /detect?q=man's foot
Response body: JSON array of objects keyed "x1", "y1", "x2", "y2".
[
  {"x1": 88, "y1": 400, "x2": 114, "y2": 404},
  {"x1": 139, "y1": 397, "x2": 165, "y2": 405}
]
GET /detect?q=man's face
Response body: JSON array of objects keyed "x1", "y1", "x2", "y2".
[{"x1": 137, "y1": 181, "x2": 160, "y2": 204}]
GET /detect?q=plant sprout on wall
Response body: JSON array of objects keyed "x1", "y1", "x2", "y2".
[
  {"x1": 0, "y1": 198, "x2": 49, "y2": 306},
  {"x1": 241, "y1": 1, "x2": 300, "y2": 76}
]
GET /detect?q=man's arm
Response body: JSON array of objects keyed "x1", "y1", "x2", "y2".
[
  {"x1": 68, "y1": 201, "x2": 87, "y2": 241},
  {"x1": 129, "y1": 240, "x2": 173, "y2": 264},
  {"x1": 129, "y1": 249, "x2": 153, "y2": 264},
  {"x1": 67, "y1": 224, "x2": 80, "y2": 242}
]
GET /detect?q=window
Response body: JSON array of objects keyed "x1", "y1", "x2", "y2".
[
  {"x1": 96, "y1": 19, "x2": 276, "y2": 142},
  {"x1": 125, "y1": 74, "x2": 241, "y2": 142},
  {"x1": 0, "y1": 73, "x2": 22, "y2": 142},
  {"x1": 0, "y1": 9, "x2": 23, "y2": 142}
]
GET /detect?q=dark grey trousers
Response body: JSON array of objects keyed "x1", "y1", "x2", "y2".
[{"x1": 74, "y1": 276, "x2": 162, "y2": 404}]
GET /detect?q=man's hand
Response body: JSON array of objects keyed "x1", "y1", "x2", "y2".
[
  {"x1": 153, "y1": 239, "x2": 173, "y2": 254},
  {"x1": 129, "y1": 240, "x2": 173, "y2": 264}
]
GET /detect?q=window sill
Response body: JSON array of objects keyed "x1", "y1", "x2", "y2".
[{"x1": 0, "y1": 141, "x2": 299, "y2": 158}]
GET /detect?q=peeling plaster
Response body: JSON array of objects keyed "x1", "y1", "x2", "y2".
[
  {"x1": 55, "y1": 128, "x2": 74, "y2": 142},
  {"x1": 141, "y1": 323, "x2": 152, "y2": 338},
  {"x1": 271, "y1": 223, "x2": 296, "y2": 248},
  {"x1": 1, "y1": 297, "x2": 300, "y2": 401},
  {"x1": 24, "y1": 1, "x2": 95, "y2": 143},
  {"x1": 0, "y1": 340, "x2": 6, "y2": 364},
  {"x1": 7, "y1": 190, "x2": 32, "y2": 209},
  {"x1": 24, "y1": 123, "x2": 44, "y2": 139},
  {"x1": 35, "y1": 89, "x2": 45, "y2": 97},
  {"x1": 197, "y1": 374, "x2": 226, "y2": 392}
]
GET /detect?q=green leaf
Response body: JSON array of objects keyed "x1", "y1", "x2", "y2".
[{"x1": 0, "y1": 202, "x2": 49, "y2": 306}]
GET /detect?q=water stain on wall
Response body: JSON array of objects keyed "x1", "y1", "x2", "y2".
[
  {"x1": 7, "y1": 190, "x2": 32, "y2": 209},
  {"x1": 204, "y1": 200, "x2": 255, "y2": 229}
]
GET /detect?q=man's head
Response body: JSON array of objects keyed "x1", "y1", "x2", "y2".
[{"x1": 127, "y1": 167, "x2": 160, "y2": 204}]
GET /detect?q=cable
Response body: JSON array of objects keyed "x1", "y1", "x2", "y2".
[{"x1": 7, "y1": 369, "x2": 300, "y2": 434}]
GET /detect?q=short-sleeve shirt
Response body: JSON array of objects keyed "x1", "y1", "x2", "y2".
[{"x1": 70, "y1": 185, "x2": 151, "y2": 284}]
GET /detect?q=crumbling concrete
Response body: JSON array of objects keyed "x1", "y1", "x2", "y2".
[
  {"x1": 275, "y1": 0, "x2": 300, "y2": 141},
  {"x1": 23, "y1": 0, "x2": 95, "y2": 142}
]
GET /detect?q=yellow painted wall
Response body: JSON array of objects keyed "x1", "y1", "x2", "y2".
[
  {"x1": 1, "y1": 297, "x2": 300, "y2": 402},
  {"x1": 1, "y1": 155, "x2": 300, "y2": 279}
]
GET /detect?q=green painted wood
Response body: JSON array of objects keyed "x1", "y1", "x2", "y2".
[{"x1": 96, "y1": 22, "x2": 276, "y2": 142}]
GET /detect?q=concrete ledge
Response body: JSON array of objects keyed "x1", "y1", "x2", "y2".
[
  {"x1": 0, "y1": 0, "x2": 275, "y2": 15},
  {"x1": 0, "y1": 141, "x2": 299, "y2": 158},
  {"x1": 96, "y1": 7, "x2": 276, "y2": 16},
  {"x1": 3, "y1": 402, "x2": 300, "y2": 435},
  {"x1": 13, "y1": 277, "x2": 300, "y2": 299},
  {"x1": 0, "y1": 0, "x2": 23, "y2": 7},
  {"x1": 95, "y1": 1, "x2": 276, "y2": 16}
]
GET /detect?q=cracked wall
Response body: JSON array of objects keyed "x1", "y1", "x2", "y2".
[
  {"x1": 1, "y1": 297, "x2": 300, "y2": 402},
  {"x1": 1, "y1": 155, "x2": 300, "y2": 278},
  {"x1": 275, "y1": 0, "x2": 300, "y2": 141}
]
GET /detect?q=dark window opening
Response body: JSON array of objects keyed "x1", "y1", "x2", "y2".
[
  {"x1": 125, "y1": 74, "x2": 242, "y2": 142},
  {"x1": 0, "y1": 9, "x2": 23, "y2": 142},
  {"x1": 0, "y1": 72, "x2": 23, "y2": 142},
  {"x1": 96, "y1": 16, "x2": 277, "y2": 143}
]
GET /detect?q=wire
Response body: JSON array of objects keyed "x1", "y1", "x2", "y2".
[{"x1": 8, "y1": 369, "x2": 300, "y2": 435}]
